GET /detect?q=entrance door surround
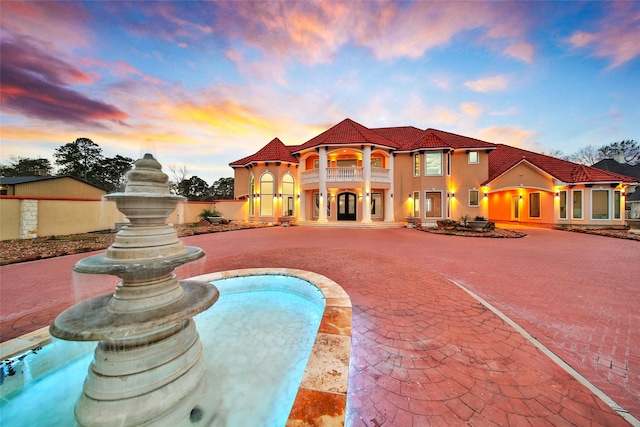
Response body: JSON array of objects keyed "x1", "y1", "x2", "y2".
[{"x1": 338, "y1": 192, "x2": 357, "y2": 221}]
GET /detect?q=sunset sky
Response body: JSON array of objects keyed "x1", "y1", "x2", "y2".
[{"x1": 1, "y1": 1, "x2": 639, "y2": 184}]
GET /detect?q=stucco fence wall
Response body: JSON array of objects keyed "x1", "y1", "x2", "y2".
[{"x1": 0, "y1": 197, "x2": 248, "y2": 241}]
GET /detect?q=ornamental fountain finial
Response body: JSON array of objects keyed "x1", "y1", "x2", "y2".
[{"x1": 50, "y1": 154, "x2": 219, "y2": 426}]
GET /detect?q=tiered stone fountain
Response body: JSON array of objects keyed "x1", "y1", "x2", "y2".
[{"x1": 50, "y1": 154, "x2": 219, "y2": 426}]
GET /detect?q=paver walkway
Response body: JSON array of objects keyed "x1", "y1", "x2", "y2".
[{"x1": 1, "y1": 226, "x2": 638, "y2": 425}]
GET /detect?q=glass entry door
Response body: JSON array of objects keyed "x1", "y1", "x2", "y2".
[{"x1": 337, "y1": 192, "x2": 357, "y2": 221}]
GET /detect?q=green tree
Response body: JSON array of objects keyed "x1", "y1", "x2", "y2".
[
  {"x1": 177, "y1": 176, "x2": 210, "y2": 201},
  {"x1": 0, "y1": 157, "x2": 53, "y2": 176},
  {"x1": 53, "y1": 137, "x2": 103, "y2": 182},
  {"x1": 93, "y1": 155, "x2": 134, "y2": 192},
  {"x1": 210, "y1": 177, "x2": 234, "y2": 199},
  {"x1": 598, "y1": 140, "x2": 639, "y2": 165}
]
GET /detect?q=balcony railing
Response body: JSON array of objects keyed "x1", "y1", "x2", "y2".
[
  {"x1": 300, "y1": 167, "x2": 390, "y2": 184},
  {"x1": 327, "y1": 167, "x2": 363, "y2": 181},
  {"x1": 371, "y1": 167, "x2": 390, "y2": 182}
]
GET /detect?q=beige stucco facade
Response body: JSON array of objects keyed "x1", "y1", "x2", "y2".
[
  {"x1": 231, "y1": 120, "x2": 634, "y2": 228},
  {"x1": 234, "y1": 146, "x2": 496, "y2": 226},
  {"x1": 486, "y1": 161, "x2": 629, "y2": 227}
]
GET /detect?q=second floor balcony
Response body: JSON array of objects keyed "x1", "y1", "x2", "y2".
[{"x1": 301, "y1": 167, "x2": 390, "y2": 185}]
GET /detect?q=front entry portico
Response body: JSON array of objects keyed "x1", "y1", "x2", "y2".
[{"x1": 337, "y1": 192, "x2": 357, "y2": 221}]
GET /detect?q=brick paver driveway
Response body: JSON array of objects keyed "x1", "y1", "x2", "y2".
[{"x1": 1, "y1": 226, "x2": 638, "y2": 425}]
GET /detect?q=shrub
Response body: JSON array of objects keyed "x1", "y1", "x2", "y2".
[
  {"x1": 474, "y1": 216, "x2": 486, "y2": 221},
  {"x1": 198, "y1": 208, "x2": 222, "y2": 222},
  {"x1": 459, "y1": 214, "x2": 471, "y2": 226}
]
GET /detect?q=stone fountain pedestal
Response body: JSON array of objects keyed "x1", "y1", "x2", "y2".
[{"x1": 50, "y1": 154, "x2": 219, "y2": 426}]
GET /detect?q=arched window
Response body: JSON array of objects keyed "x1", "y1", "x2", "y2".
[
  {"x1": 260, "y1": 173, "x2": 274, "y2": 216},
  {"x1": 282, "y1": 174, "x2": 295, "y2": 216},
  {"x1": 249, "y1": 175, "x2": 255, "y2": 216}
]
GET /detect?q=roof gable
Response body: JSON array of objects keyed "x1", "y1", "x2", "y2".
[
  {"x1": 229, "y1": 137, "x2": 298, "y2": 167},
  {"x1": 294, "y1": 118, "x2": 400, "y2": 152}
]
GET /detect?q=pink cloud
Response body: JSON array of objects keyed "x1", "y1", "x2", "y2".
[
  {"x1": 217, "y1": 1, "x2": 534, "y2": 65},
  {"x1": 110, "y1": 61, "x2": 164, "y2": 85},
  {"x1": 566, "y1": 1, "x2": 640, "y2": 68},
  {"x1": 1, "y1": 38, "x2": 128, "y2": 126},
  {"x1": 465, "y1": 76, "x2": 509, "y2": 93},
  {"x1": 0, "y1": 1, "x2": 92, "y2": 53},
  {"x1": 503, "y1": 42, "x2": 534, "y2": 64}
]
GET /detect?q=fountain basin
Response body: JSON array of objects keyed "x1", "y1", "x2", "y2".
[{"x1": 0, "y1": 268, "x2": 352, "y2": 426}]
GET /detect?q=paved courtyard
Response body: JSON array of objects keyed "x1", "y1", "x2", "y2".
[{"x1": 1, "y1": 226, "x2": 638, "y2": 425}]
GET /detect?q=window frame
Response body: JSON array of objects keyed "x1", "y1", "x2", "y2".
[
  {"x1": 424, "y1": 190, "x2": 444, "y2": 218},
  {"x1": 412, "y1": 191, "x2": 420, "y2": 217},
  {"x1": 249, "y1": 175, "x2": 255, "y2": 216},
  {"x1": 558, "y1": 190, "x2": 567, "y2": 219},
  {"x1": 371, "y1": 192, "x2": 383, "y2": 218},
  {"x1": 425, "y1": 152, "x2": 443, "y2": 176},
  {"x1": 313, "y1": 192, "x2": 330, "y2": 218},
  {"x1": 281, "y1": 174, "x2": 295, "y2": 216},
  {"x1": 614, "y1": 190, "x2": 621, "y2": 220},
  {"x1": 259, "y1": 173, "x2": 274, "y2": 217},
  {"x1": 468, "y1": 151, "x2": 479, "y2": 164},
  {"x1": 529, "y1": 192, "x2": 541, "y2": 218},
  {"x1": 591, "y1": 189, "x2": 609, "y2": 220},
  {"x1": 469, "y1": 189, "x2": 479, "y2": 207},
  {"x1": 572, "y1": 190, "x2": 583, "y2": 220},
  {"x1": 413, "y1": 153, "x2": 420, "y2": 176}
]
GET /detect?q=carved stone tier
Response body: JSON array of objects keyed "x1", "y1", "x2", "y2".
[
  {"x1": 74, "y1": 320, "x2": 210, "y2": 426},
  {"x1": 50, "y1": 280, "x2": 218, "y2": 341},
  {"x1": 49, "y1": 154, "x2": 219, "y2": 426}
]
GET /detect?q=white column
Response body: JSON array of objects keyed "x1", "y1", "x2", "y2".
[
  {"x1": 298, "y1": 191, "x2": 305, "y2": 220},
  {"x1": 385, "y1": 153, "x2": 395, "y2": 222},
  {"x1": 362, "y1": 145, "x2": 372, "y2": 223},
  {"x1": 318, "y1": 147, "x2": 328, "y2": 222}
]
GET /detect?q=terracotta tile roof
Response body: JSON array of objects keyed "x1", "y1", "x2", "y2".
[
  {"x1": 371, "y1": 126, "x2": 425, "y2": 150},
  {"x1": 229, "y1": 137, "x2": 298, "y2": 167},
  {"x1": 421, "y1": 129, "x2": 497, "y2": 151},
  {"x1": 372, "y1": 127, "x2": 497, "y2": 151},
  {"x1": 486, "y1": 144, "x2": 637, "y2": 185},
  {"x1": 293, "y1": 118, "x2": 400, "y2": 152}
]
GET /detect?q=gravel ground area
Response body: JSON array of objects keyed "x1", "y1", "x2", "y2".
[
  {"x1": 1, "y1": 223, "x2": 636, "y2": 266},
  {"x1": 419, "y1": 227, "x2": 527, "y2": 238},
  {"x1": 0, "y1": 222, "x2": 271, "y2": 266}
]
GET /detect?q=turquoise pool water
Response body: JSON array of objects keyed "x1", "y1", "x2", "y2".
[{"x1": 1, "y1": 275, "x2": 325, "y2": 427}]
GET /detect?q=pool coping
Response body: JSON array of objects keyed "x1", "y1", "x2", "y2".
[{"x1": 0, "y1": 267, "x2": 353, "y2": 426}]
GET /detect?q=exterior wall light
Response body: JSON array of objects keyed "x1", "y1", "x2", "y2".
[
  {"x1": 555, "y1": 191, "x2": 559, "y2": 197},
  {"x1": 484, "y1": 193, "x2": 488, "y2": 198}
]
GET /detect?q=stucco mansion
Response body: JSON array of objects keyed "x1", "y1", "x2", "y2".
[{"x1": 230, "y1": 118, "x2": 638, "y2": 227}]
